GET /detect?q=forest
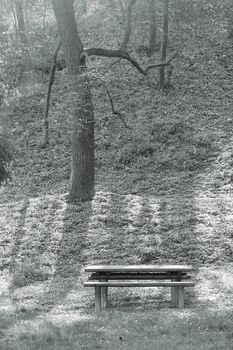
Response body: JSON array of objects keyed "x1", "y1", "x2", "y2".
[{"x1": 1, "y1": 0, "x2": 233, "y2": 349}]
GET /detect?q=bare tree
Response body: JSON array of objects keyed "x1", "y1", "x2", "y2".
[
  {"x1": 121, "y1": 0, "x2": 137, "y2": 51},
  {"x1": 50, "y1": 0, "x2": 177, "y2": 201},
  {"x1": 43, "y1": 40, "x2": 61, "y2": 146},
  {"x1": 148, "y1": 0, "x2": 157, "y2": 56},
  {"x1": 15, "y1": 0, "x2": 27, "y2": 45},
  {"x1": 159, "y1": 0, "x2": 169, "y2": 88},
  {"x1": 80, "y1": 0, "x2": 87, "y2": 14},
  {"x1": 42, "y1": 0, "x2": 48, "y2": 29},
  {"x1": 52, "y1": 0, "x2": 94, "y2": 202}
]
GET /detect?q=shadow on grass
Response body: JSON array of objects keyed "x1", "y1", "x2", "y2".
[
  {"x1": 6, "y1": 198, "x2": 93, "y2": 328},
  {"x1": 9, "y1": 197, "x2": 30, "y2": 276},
  {"x1": 36, "y1": 199, "x2": 92, "y2": 307}
]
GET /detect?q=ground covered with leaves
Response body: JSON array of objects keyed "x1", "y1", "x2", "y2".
[{"x1": 1, "y1": 7, "x2": 233, "y2": 349}]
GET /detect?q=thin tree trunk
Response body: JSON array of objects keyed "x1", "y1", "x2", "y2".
[
  {"x1": 121, "y1": 0, "x2": 137, "y2": 52},
  {"x1": 117, "y1": 0, "x2": 125, "y2": 23},
  {"x1": 9, "y1": 0, "x2": 18, "y2": 37},
  {"x1": 44, "y1": 40, "x2": 61, "y2": 146},
  {"x1": 43, "y1": 0, "x2": 48, "y2": 29},
  {"x1": 52, "y1": 0, "x2": 95, "y2": 202},
  {"x1": 81, "y1": 0, "x2": 87, "y2": 13},
  {"x1": 15, "y1": 0, "x2": 27, "y2": 45},
  {"x1": 159, "y1": 0, "x2": 169, "y2": 88},
  {"x1": 25, "y1": 0, "x2": 29, "y2": 31},
  {"x1": 148, "y1": 0, "x2": 157, "y2": 56}
]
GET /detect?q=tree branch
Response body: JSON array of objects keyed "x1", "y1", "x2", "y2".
[
  {"x1": 145, "y1": 50, "x2": 180, "y2": 73},
  {"x1": 104, "y1": 86, "x2": 131, "y2": 129},
  {"x1": 55, "y1": 46, "x2": 181, "y2": 78},
  {"x1": 85, "y1": 48, "x2": 146, "y2": 75},
  {"x1": 92, "y1": 78, "x2": 131, "y2": 129}
]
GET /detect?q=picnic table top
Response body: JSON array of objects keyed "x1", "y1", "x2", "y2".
[{"x1": 85, "y1": 265, "x2": 193, "y2": 273}]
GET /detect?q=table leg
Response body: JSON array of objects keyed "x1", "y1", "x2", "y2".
[
  {"x1": 171, "y1": 286, "x2": 179, "y2": 307},
  {"x1": 177, "y1": 286, "x2": 184, "y2": 308},
  {"x1": 95, "y1": 286, "x2": 102, "y2": 312},
  {"x1": 101, "y1": 278, "x2": 108, "y2": 309},
  {"x1": 101, "y1": 285, "x2": 108, "y2": 309}
]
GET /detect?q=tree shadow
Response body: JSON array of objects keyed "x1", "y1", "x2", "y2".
[
  {"x1": 9, "y1": 197, "x2": 30, "y2": 274},
  {"x1": 36, "y1": 200, "x2": 92, "y2": 309},
  {"x1": 6, "y1": 198, "x2": 92, "y2": 327}
]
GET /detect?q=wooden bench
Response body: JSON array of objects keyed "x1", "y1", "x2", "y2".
[{"x1": 84, "y1": 265, "x2": 195, "y2": 312}]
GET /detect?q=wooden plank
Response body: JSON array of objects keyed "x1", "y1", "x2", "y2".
[
  {"x1": 89, "y1": 273, "x2": 191, "y2": 280},
  {"x1": 84, "y1": 281, "x2": 195, "y2": 287},
  {"x1": 85, "y1": 265, "x2": 193, "y2": 273}
]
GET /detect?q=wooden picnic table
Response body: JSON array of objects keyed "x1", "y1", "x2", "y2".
[{"x1": 84, "y1": 265, "x2": 195, "y2": 312}]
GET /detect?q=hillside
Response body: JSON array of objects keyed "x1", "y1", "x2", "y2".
[{"x1": 1, "y1": 2, "x2": 233, "y2": 349}]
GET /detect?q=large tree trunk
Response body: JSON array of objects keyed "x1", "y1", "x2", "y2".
[
  {"x1": 70, "y1": 74, "x2": 94, "y2": 201},
  {"x1": 52, "y1": 0, "x2": 95, "y2": 202}
]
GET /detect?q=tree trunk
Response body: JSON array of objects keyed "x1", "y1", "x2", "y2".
[
  {"x1": 70, "y1": 74, "x2": 94, "y2": 201},
  {"x1": 42, "y1": 0, "x2": 48, "y2": 29},
  {"x1": 15, "y1": 0, "x2": 27, "y2": 45},
  {"x1": 121, "y1": 0, "x2": 137, "y2": 52},
  {"x1": 148, "y1": 0, "x2": 157, "y2": 56},
  {"x1": 52, "y1": 0, "x2": 95, "y2": 202},
  {"x1": 159, "y1": 0, "x2": 169, "y2": 88},
  {"x1": 44, "y1": 40, "x2": 61, "y2": 146}
]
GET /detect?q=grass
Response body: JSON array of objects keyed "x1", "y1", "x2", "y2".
[{"x1": 1, "y1": 308, "x2": 233, "y2": 349}]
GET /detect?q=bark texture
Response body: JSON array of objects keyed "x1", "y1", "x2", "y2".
[
  {"x1": 70, "y1": 74, "x2": 94, "y2": 201},
  {"x1": 52, "y1": 0, "x2": 83, "y2": 74},
  {"x1": 52, "y1": 0, "x2": 94, "y2": 202}
]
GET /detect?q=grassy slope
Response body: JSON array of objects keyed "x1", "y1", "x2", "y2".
[{"x1": 1, "y1": 5, "x2": 233, "y2": 349}]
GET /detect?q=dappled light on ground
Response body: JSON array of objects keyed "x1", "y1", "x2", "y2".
[{"x1": 0, "y1": 191, "x2": 233, "y2": 343}]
